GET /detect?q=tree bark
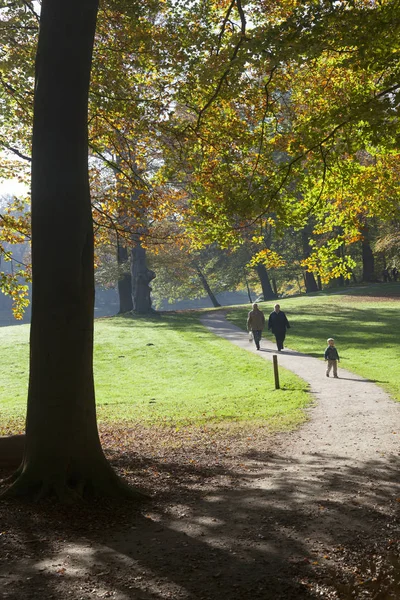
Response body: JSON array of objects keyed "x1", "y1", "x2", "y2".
[
  {"x1": 117, "y1": 241, "x2": 133, "y2": 313},
  {"x1": 131, "y1": 242, "x2": 156, "y2": 314},
  {"x1": 2, "y1": 0, "x2": 143, "y2": 502},
  {"x1": 361, "y1": 238, "x2": 376, "y2": 282},
  {"x1": 255, "y1": 263, "x2": 277, "y2": 300},
  {"x1": 304, "y1": 271, "x2": 318, "y2": 293},
  {"x1": 301, "y1": 229, "x2": 318, "y2": 293},
  {"x1": 195, "y1": 265, "x2": 221, "y2": 307}
]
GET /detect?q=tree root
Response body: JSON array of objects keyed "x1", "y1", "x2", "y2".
[
  {"x1": 1, "y1": 467, "x2": 149, "y2": 504},
  {"x1": 0, "y1": 466, "x2": 22, "y2": 485}
]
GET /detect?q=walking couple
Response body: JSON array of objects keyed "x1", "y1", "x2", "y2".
[{"x1": 247, "y1": 302, "x2": 290, "y2": 352}]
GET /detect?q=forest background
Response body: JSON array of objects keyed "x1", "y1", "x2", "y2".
[{"x1": 0, "y1": 0, "x2": 399, "y2": 322}]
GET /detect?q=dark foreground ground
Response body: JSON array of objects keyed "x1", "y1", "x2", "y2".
[{"x1": 1, "y1": 424, "x2": 399, "y2": 600}]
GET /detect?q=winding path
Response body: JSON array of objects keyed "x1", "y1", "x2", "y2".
[
  {"x1": 200, "y1": 312, "x2": 400, "y2": 565},
  {"x1": 200, "y1": 311, "x2": 400, "y2": 462}
]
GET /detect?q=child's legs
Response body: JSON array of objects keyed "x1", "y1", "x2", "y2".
[{"x1": 327, "y1": 359, "x2": 337, "y2": 376}]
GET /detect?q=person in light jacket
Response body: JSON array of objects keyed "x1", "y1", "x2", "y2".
[
  {"x1": 247, "y1": 303, "x2": 266, "y2": 350},
  {"x1": 268, "y1": 303, "x2": 290, "y2": 351}
]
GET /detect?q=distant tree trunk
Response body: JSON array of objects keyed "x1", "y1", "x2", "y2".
[
  {"x1": 2, "y1": 0, "x2": 142, "y2": 502},
  {"x1": 243, "y1": 269, "x2": 253, "y2": 303},
  {"x1": 301, "y1": 229, "x2": 318, "y2": 293},
  {"x1": 195, "y1": 265, "x2": 221, "y2": 307},
  {"x1": 361, "y1": 238, "x2": 376, "y2": 282},
  {"x1": 255, "y1": 263, "x2": 277, "y2": 300},
  {"x1": 304, "y1": 271, "x2": 318, "y2": 292},
  {"x1": 131, "y1": 242, "x2": 156, "y2": 314},
  {"x1": 317, "y1": 275, "x2": 322, "y2": 291},
  {"x1": 296, "y1": 276, "x2": 303, "y2": 294},
  {"x1": 335, "y1": 245, "x2": 345, "y2": 286},
  {"x1": 271, "y1": 278, "x2": 278, "y2": 296},
  {"x1": 117, "y1": 240, "x2": 133, "y2": 313}
]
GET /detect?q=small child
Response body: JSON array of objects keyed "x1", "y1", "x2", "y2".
[{"x1": 324, "y1": 338, "x2": 340, "y2": 378}]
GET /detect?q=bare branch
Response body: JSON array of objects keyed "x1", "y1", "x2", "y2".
[
  {"x1": 89, "y1": 142, "x2": 150, "y2": 191},
  {"x1": 215, "y1": 0, "x2": 236, "y2": 55},
  {"x1": 196, "y1": 35, "x2": 247, "y2": 130},
  {"x1": 248, "y1": 66, "x2": 277, "y2": 190},
  {"x1": 236, "y1": 0, "x2": 246, "y2": 35},
  {"x1": 0, "y1": 140, "x2": 31, "y2": 162},
  {"x1": 21, "y1": 0, "x2": 40, "y2": 22}
]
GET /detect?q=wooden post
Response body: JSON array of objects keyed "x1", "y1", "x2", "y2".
[{"x1": 273, "y1": 354, "x2": 280, "y2": 389}]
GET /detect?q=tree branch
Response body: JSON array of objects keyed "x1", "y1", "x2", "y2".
[
  {"x1": 0, "y1": 140, "x2": 31, "y2": 162},
  {"x1": 21, "y1": 0, "x2": 40, "y2": 22}
]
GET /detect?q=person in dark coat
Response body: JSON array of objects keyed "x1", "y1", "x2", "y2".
[{"x1": 268, "y1": 303, "x2": 290, "y2": 351}]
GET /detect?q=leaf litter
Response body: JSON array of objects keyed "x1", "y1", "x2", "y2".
[{"x1": 0, "y1": 421, "x2": 399, "y2": 599}]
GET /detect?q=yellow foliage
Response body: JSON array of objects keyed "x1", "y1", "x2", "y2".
[{"x1": 248, "y1": 248, "x2": 286, "y2": 269}]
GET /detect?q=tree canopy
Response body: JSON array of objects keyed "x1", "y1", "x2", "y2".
[{"x1": 1, "y1": 0, "x2": 399, "y2": 309}]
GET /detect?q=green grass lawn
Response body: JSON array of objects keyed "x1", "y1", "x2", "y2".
[
  {"x1": 0, "y1": 312, "x2": 310, "y2": 434},
  {"x1": 227, "y1": 282, "x2": 400, "y2": 402}
]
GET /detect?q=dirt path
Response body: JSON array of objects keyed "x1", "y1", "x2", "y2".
[
  {"x1": 196, "y1": 312, "x2": 400, "y2": 596},
  {"x1": 200, "y1": 312, "x2": 400, "y2": 461},
  {"x1": 1, "y1": 313, "x2": 399, "y2": 600}
]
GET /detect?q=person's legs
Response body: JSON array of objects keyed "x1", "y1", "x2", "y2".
[
  {"x1": 253, "y1": 330, "x2": 262, "y2": 350},
  {"x1": 275, "y1": 335, "x2": 283, "y2": 351}
]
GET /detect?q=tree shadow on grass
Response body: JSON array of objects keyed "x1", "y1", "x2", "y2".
[
  {"x1": 113, "y1": 311, "x2": 208, "y2": 333},
  {"x1": 0, "y1": 446, "x2": 399, "y2": 600}
]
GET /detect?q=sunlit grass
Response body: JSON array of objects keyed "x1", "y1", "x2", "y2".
[{"x1": 0, "y1": 312, "x2": 310, "y2": 434}]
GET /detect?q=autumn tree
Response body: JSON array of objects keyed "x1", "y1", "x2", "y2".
[
  {"x1": 0, "y1": 0, "x2": 180, "y2": 318},
  {"x1": 374, "y1": 220, "x2": 400, "y2": 273},
  {"x1": 158, "y1": 0, "x2": 400, "y2": 283},
  {"x1": 149, "y1": 242, "x2": 253, "y2": 308},
  {"x1": 3, "y1": 0, "x2": 143, "y2": 501},
  {"x1": 0, "y1": 2, "x2": 34, "y2": 316},
  {"x1": 2, "y1": 0, "x2": 400, "y2": 307}
]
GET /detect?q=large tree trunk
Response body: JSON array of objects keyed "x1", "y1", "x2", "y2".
[
  {"x1": 2, "y1": 0, "x2": 142, "y2": 502},
  {"x1": 117, "y1": 241, "x2": 133, "y2": 313},
  {"x1": 195, "y1": 265, "x2": 221, "y2": 307},
  {"x1": 255, "y1": 263, "x2": 277, "y2": 300},
  {"x1": 131, "y1": 242, "x2": 156, "y2": 314}
]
